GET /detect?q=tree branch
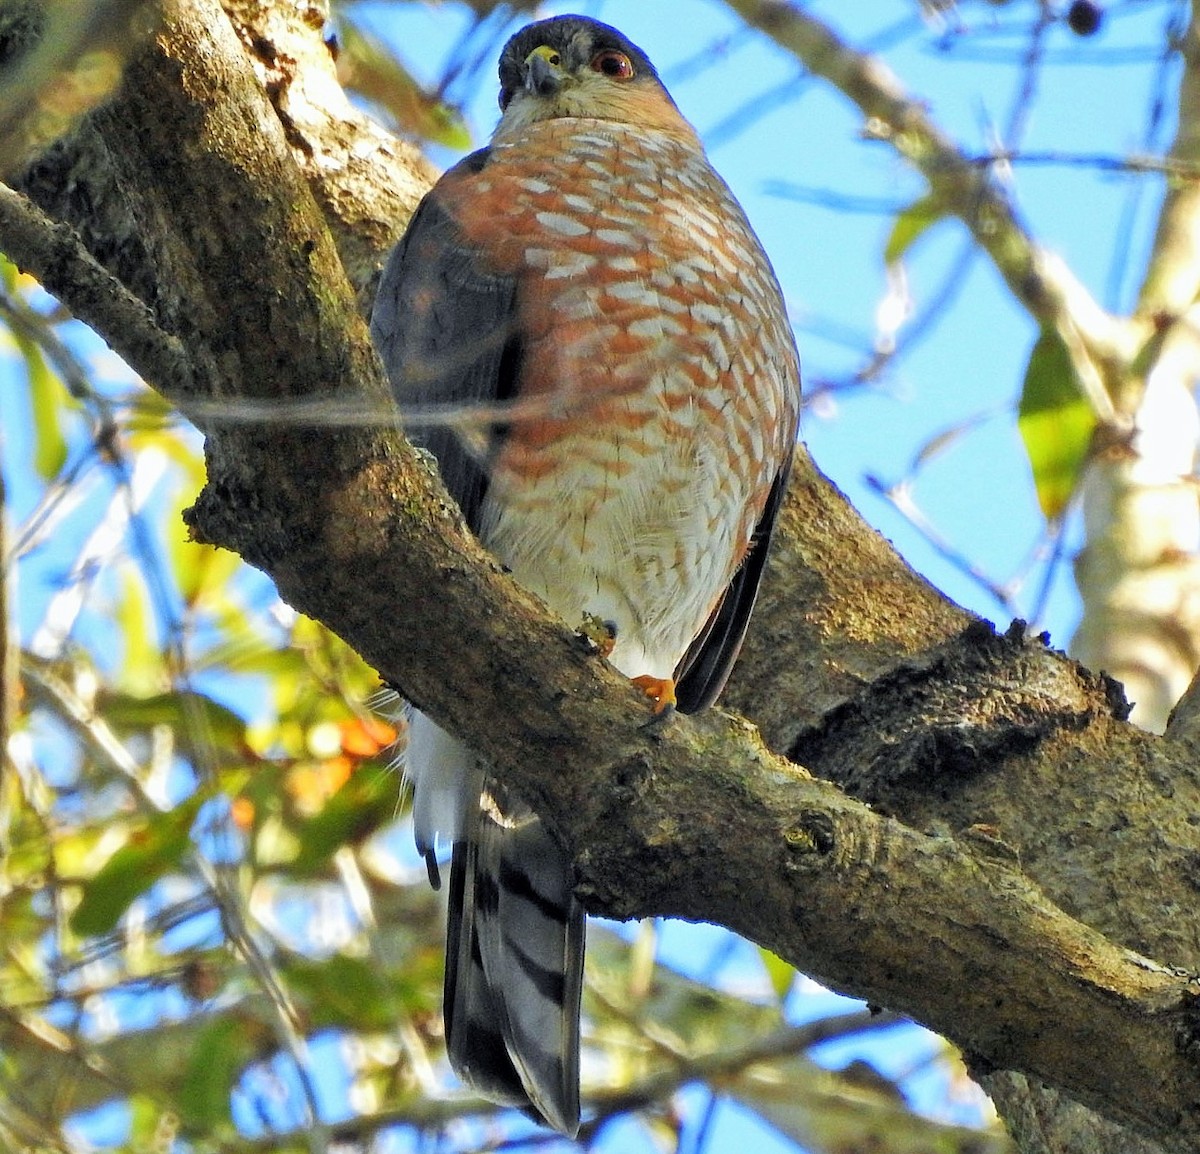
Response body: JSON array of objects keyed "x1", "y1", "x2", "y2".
[
  {"x1": 0, "y1": 182, "x2": 198, "y2": 397},
  {"x1": 709, "y1": 8, "x2": 1200, "y2": 1149},
  {"x1": 1137, "y1": 3, "x2": 1200, "y2": 321}
]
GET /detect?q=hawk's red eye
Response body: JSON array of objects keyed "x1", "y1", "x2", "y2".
[{"x1": 590, "y1": 50, "x2": 634, "y2": 80}]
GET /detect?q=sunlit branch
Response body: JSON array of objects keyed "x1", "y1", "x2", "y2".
[
  {"x1": 0, "y1": 0, "x2": 159, "y2": 175},
  {"x1": 1137, "y1": 5, "x2": 1200, "y2": 318},
  {"x1": 1105, "y1": 1, "x2": 1183, "y2": 308}
]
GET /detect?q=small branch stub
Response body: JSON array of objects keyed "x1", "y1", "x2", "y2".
[{"x1": 785, "y1": 810, "x2": 836, "y2": 858}]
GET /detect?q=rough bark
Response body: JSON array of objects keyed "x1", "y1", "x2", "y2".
[{"x1": 2, "y1": 1, "x2": 1200, "y2": 1151}]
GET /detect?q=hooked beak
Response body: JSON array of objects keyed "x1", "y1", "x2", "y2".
[{"x1": 524, "y1": 49, "x2": 566, "y2": 98}]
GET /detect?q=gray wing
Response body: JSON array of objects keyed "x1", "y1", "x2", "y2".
[
  {"x1": 369, "y1": 148, "x2": 521, "y2": 532},
  {"x1": 674, "y1": 459, "x2": 792, "y2": 714}
]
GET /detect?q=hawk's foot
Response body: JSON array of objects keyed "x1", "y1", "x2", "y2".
[{"x1": 631, "y1": 674, "x2": 677, "y2": 715}]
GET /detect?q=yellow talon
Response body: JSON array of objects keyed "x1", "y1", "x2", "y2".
[{"x1": 631, "y1": 674, "x2": 677, "y2": 714}]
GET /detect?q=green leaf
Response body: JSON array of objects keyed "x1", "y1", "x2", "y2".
[
  {"x1": 99, "y1": 689, "x2": 248, "y2": 754},
  {"x1": 884, "y1": 193, "x2": 944, "y2": 265},
  {"x1": 759, "y1": 946, "x2": 795, "y2": 1002},
  {"x1": 284, "y1": 954, "x2": 428, "y2": 1031},
  {"x1": 179, "y1": 1015, "x2": 256, "y2": 1130},
  {"x1": 126, "y1": 1094, "x2": 165, "y2": 1147},
  {"x1": 15, "y1": 330, "x2": 70, "y2": 479},
  {"x1": 114, "y1": 571, "x2": 157, "y2": 694},
  {"x1": 163, "y1": 473, "x2": 240, "y2": 607},
  {"x1": 69, "y1": 794, "x2": 204, "y2": 936},
  {"x1": 1018, "y1": 328, "x2": 1096, "y2": 520}
]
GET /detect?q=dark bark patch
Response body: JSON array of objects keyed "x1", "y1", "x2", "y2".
[{"x1": 789, "y1": 618, "x2": 1105, "y2": 807}]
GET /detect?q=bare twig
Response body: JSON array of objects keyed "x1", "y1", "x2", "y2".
[{"x1": 724, "y1": 0, "x2": 1131, "y2": 412}]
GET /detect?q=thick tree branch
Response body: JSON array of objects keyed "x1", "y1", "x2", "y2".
[
  {"x1": 712, "y1": 8, "x2": 1200, "y2": 1149},
  {"x1": 3, "y1": 1, "x2": 1200, "y2": 1149},
  {"x1": 218, "y1": 0, "x2": 437, "y2": 308}
]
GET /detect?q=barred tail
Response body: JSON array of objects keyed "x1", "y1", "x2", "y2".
[{"x1": 444, "y1": 776, "x2": 584, "y2": 1137}]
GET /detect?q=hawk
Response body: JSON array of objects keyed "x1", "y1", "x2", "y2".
[{"x1": 370, "y1": 14, "x2": 801, "y2": 1135}]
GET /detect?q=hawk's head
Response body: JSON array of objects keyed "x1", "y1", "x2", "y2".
[{"x1": 494, "y1": 16, "x2": 692, "y2": 141}]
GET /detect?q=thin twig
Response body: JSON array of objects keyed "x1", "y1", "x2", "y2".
[{"x1": 723, "y1": 1, "x2": 1130, "y2": 376}]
